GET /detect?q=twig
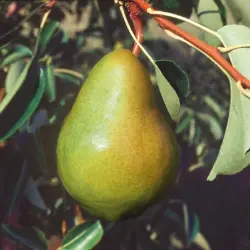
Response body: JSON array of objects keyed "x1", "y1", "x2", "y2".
[
  {"x1": 54, "y1": 68, "x2": 84, "y2": 80},
  {"x1": 236, "y1": 81, "x2": 250, "y2": 98},
  {"x1": 131, "y1": 0, "x2": 250, "y2": 89},
  {"x1": 218, "y1": 44, "x2": 250, "y2": 53},
  {"x1": 147, "y1": 8, "x2": 221, "y2": 41},
  {"x1": 0, "y1": 2, "x2": 47, "y2": 43}
]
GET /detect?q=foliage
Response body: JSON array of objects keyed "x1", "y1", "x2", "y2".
[{"x1": 0, "y1": 0, "x2": 250, "y2": 249}]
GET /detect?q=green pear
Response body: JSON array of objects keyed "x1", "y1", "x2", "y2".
[{"x1": 56, "y1": 49, "x2": 180, "y2": 221}]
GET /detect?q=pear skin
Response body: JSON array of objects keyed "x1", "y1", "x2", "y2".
[{"x1": 57, "y1": 49, "x2": 180, "y2": 221}]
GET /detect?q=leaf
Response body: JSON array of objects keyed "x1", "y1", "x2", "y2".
[
  {"x1": 2, "y1": 224, "x2": 47, "y2": 250},
  {"x1": 193, "y1": 232, "x2": 211, "y2": 250},
  {"x1": 196, "y1": 112, "x2": 223, "y2": 140},
  {"x1": 187, "y1": 213, "x2": 200, "y2": 246},
  {"x1": 8, "y1": 161, "x2": 30, "y2": 214},
  {"x1": 25, "y1": 177, "x2": 47, "y2": 211},
  {"x1": 154, "y1": 60, "x2": 189, "y2": 122},
  {"x1": 213, "y1": 0, "x2": 227, "y2": 24},
  {"x1": 197, "y1": 0, "x2": 223, "y2": 46},
  {"x1": 61, "y1": 221, "x2": 103, "y2": 250},
  {"x1": 225, "y1": 0, "x2": 250, "y2": 27},
  {"x1": 42, "y1": 60, "x2": 56, "y2": 102},
  {"x1": 5, "y1": 60, "x2": 26, "y2": 94},
  {"x1": 37, "y1": 20, "x2": 59, "y2": 56},
  {"x1": 49, "y1": 93, "x2": 76, "y2": 124},
  {"x1": 54, "y1": 71, "x2": 83, "y2": 86},
  {"x1": 207, "y1": 24, "x2": 250, "y2": 181},
  {"x1": 33, "y1": 227, "x2": 48, "y2": 246},
  {"x1": 156, "y1": 60, "x2": 189, "y2": 100},
  {"x1": 164, "y1": 209, "x2": 182, "y2": 225},
  {"x1": 27, "y1": 109, "x2": 49, "y2": 134},
  {"x1": 157, "y1": 0, "x2": 193, "y2": 24},
  {"x1": 166, "y1": 199, "x2": 199, "y2": 246},
  {"x1": 176, "y1": 113, "x2": 193, "y2": 134},
  {"x1": 204, "y1": 95, "x2": 226, "y2": 120},
  {"x1": 176, "y1": 201, "x2": 199, "y2": 246},
  {"x1": 0, "y1": 58, "x2": 45, "y2": 142},
  {"x1": 0, "y1": 45, "x2": 33, "y2": 68},
  {"x1": 188, "y1": 119, "x2": 196, "y2": 143},
  {"x1": 46, "y1": 29, "x2": 69, "y2": 56}
]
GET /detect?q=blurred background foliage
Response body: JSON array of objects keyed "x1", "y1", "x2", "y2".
[{"x1": 1, "y1": 0, "x2": 250, "y2": 249}]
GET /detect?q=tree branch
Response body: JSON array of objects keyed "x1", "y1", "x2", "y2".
[{"x1": 131, "y1": 0, "x2": 250, "y2": 89}]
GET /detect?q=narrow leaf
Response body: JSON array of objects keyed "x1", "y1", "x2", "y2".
[
  {"x1": 37, "y1": 20, "x2": 59, "y2": 55},
  {"x1": 196, "y1": 112, "x2": 223, "y2": 140},
  {"x1": 213, "y1": 0, "x2": 227, "y2": 25},
  {"x1": 2, "y1": 224, "x2": 47, "y2": 250},
  {"x1": 204, "y1": 95, "x2": 226, "y2": 120},
  {"x1": 5, "y1": 60, "x2": 26, "y2": 94},
  {"x1": 61, "y1": 221, "x2": 103, "y2": 250},
  {"x1": 193, "y1": 232, "x2": 211, "y2": 250},
  {"x1": 176, "y1": 114, "x2": 193, "y2": 134},
  {"x1": 27, "y1": 109, "x2": 49, "y2": 134},
  {"x1": 187, "y1": 214, "x2": 200, "y2": 245},
  {"x1": 197, "y1": 0, "x2": 223, "y2": 46},
  {"x1": 42, "y1": 60, "x2": 56, "y2": 102},
  {"x1": 33, "y1": 227, "x2": 48, "y2": 247},
  {"x1": 0, "y1": 45, "x2": 33, "y2": 68},
  {"x1": 54, "y1": 71, "x2": 83, "y2": 86},
  {"x1": 25, "y1": 177, "x2": 47, "y2": 211},
  {"x1": 8, "y1": 161, "x2": 29, "y2": 214},
  {"x1": 0, "y1": 59, "x2": 45, "y2": 142}
]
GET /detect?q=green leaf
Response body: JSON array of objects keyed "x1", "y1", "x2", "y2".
[
  {"x1": 2, "y1": 224, "x2": 47, "y2": 250},
  {"x1": 154, "y1": 60, "x2": 189, "y2": 122},
  {"x1": 187, "y1": 214, "x2": 200, "y2": 246},
  {"x1": 164, "y1": 209, "x2": 182, "y2": 225},
  {"x1": 196, "y1": 112, "x2": 223, "y2": 140},
  {"x1": 5, "y1": 60, "x2": 26, "y2": 94},
  {"x1": 188, "y1": 119, "x2": 196, "y2": 143},
  {"x1": 0, "y1": 45, "x2": 33, "y2": 68},
  {"x1": 0, "y1": 58, "x2": 45, "y2": 142},
  {"x1": 157, "y1": 0, "x2": 193, "y2": 23},
  {"x1": 197, "y1": 0, "x2": 223, "y2": 46},
  {"x1": 176, "y1": 113, "x2": 193, "y2": 134},
  {"x1": 156, "y1": 60, "x2": 189, "y2": 100},
  {"x1": 37, "y1": 20, "x2": 59, "y2": 55},
  {"x1": 8, "y1": 161, "x2": 29, "y2": 214},
  {"x1": 225, "y1": 0, "x2": 250, "y2": 27},
  {"x1": 61, "y1": 221, "x2": 103, "y2": 250},
  {"x1": 42, "y1": 60, "x2": 56, "y2": 102},
  {"x1": 33, "y1": 227, "x2": 48, "y2": 247},
  {"x1": 207, "y1": 24, "x2": 250, "y2": 181},
  {"x1": 49, "y1": 93, "x2": 76, "y2": 124},
  {"x1": 27, "y1": 109, "x2": 49, "y2": 134},
  {"x1": 162, "y1": 0, "x2": 180, "y2": 9},
  {"x1": 54, "y1": 71, "x2": 83, "y2": 85},
  {"x1": 204, "y1": 95, "x2": 226, "y2": 120},
  {"x1": 213, "y1": 0, "x2": 227, "y2": 25}
]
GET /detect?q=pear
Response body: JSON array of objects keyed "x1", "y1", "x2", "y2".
[{"x1": 56, "y1": 49, "x2": 180, "y2": 221}]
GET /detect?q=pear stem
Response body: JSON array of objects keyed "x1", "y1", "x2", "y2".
[
  {"x1": 125, "y1": 1, "x2": 143, "y2": 56},
  {"x1": 118, "y1": 3, "x2": 155, "y2": 65}
]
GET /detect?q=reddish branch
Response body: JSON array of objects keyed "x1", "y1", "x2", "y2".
[
  {"x1": 129, "y1": 0, "x2": 250, "y2": 89},
  {"x1": 126, "y1": 2, "x2": 143, "y2": 56}
]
